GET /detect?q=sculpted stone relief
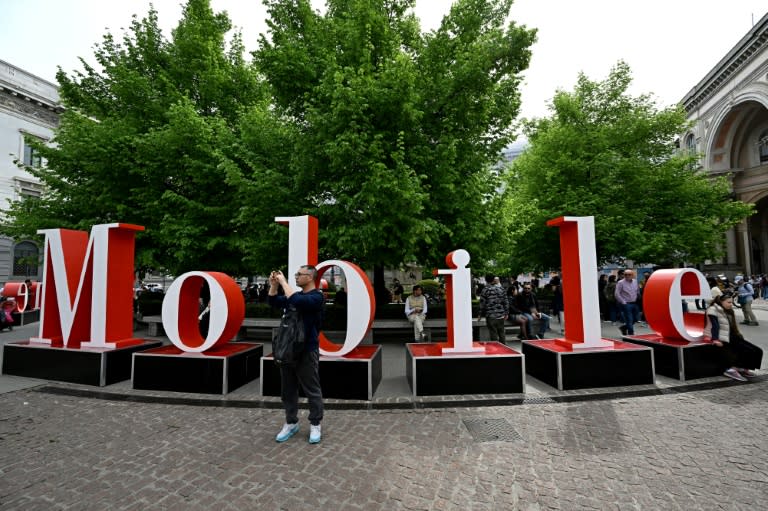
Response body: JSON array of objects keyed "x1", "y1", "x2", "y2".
[{"x1": 0, "y1": 89, "x2": 59, "y2": 127}]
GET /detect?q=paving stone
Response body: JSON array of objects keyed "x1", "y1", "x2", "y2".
[{"x1": 1, "y1": 382, "x2": 767, "y2": 509}]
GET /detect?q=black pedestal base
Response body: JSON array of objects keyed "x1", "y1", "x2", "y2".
[
  {"x1": 132, "y1": 343, "x2": 263, "y2": 394},
  {"x1": 261, "y1": 345, "x2": 382, "y2": 400},
  {"x1": 522, "y1": 339, "x2": 654, "y2": 390},
  {"x1": 405, "y1": 342, "x2": 525, "y2": 396},
  {"x1": 2, "y1": 340, "x2": 162, "y2": 386},
  {"x1": 10, "y1": 309, "x2": 40, "y2": 326},
  {"x1": 622, "y1": 334, "x2": 723, "y2": 381}
]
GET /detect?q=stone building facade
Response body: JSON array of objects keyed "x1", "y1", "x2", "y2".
[
  {"x1": 681, "y1": 12, "x2": 768, "y2": 276},
  {"x1": 0, "y1": 60, "x2": 62, "y2": 283}
]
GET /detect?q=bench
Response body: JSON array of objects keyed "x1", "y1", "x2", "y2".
[
  {"x1": 141, "y1": 316, "x2": 426, "y2": 342},
  {"x1": 141, "y1": 316, "x2": 281, "y2": 339},
  {"x1": 140, "y1": 315, "x2": 535, "y2": 343},
  {"x1": 370, "y1": 318, "x2": 443, "y2": 342},
  {"x1": 373, "y1": 318, "x2": 538, "y2": 342}
]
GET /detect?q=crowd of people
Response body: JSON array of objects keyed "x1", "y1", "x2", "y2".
[
  {"x1": 475, "y1": 275, "x2": 554, "y2": 342},
  {"x1": 599, "y1": 269, "x2": 763, "y2": 383},
  {"x1": 137, "y1": 269, "x2": 763, "y2": 386},
  {"x1": 396, "y1": 268, "x2": 763, "y2": 383},
  {"x1": 598, "y1": 271, "x2": 767, "y2": 330}
]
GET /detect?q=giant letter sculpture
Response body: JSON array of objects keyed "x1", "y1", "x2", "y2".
[
  {"x1": 161, "y1": 271, "x2": 245, "y2": 353},
  {"x1": 438, "y1": 249, "x2": 483, "y2": 354},
  {"x1": 277, "y1": 216, "x2": 375, "y2": 357},
  {"x1": 642, "y1": 269, "x2": 709, "y2": 341},
  {"x1": 32, "y1": 224, "x2": 143, "y2": 349},
  {"x1": 547, "y1": 216, "x2": 612, "y2": 349}
]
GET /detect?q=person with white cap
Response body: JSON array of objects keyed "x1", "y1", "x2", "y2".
[{"x1": 734, "y1": 275, "x2": 759, "y2": 326}]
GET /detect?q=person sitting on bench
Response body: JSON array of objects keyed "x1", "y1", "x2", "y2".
[{"x1": 405, "y1": 285, "x2": 428, "y2": 341}]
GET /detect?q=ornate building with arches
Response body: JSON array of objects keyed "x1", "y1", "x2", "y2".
[
  {"x1": 0, "y1": 60, "x2": 61, "y2": 283},
  {"x1": 682, "y1": 12, "x2": 768, "y2": 276}
]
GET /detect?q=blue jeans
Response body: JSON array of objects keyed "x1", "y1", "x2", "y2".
[
  {"x1": 608, "y1": 302, "x2": 619, "y2": 323},
  {"x1": 619, "y1": 303, "x2": 639, "y2": 335},
  {"x1": 521, "y1": 312, "x2": 550, "y2": 336}
]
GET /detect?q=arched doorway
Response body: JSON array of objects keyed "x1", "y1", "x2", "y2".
[
  {"x1": 706, "y1": 98, "x2": 768, "y2": 276},
  {"x1": 749, "y1": 195, "x2": 768, "y2": 275},
  {"x1": 707, "y1": 99, "x2": 768, "y2": 172}
]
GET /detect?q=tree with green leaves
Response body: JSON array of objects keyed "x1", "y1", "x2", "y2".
[
  {"x1": 5, "y1": 0, "x2": 536, "y2": 286},
  {"x1": 252, "y1": 0, "x2": 535, "y2": 301},
  {"x1": 502, "y1": 61, "x2": 754, "y2": 272},
  {"x1": 3, "y1": 0, "x2": 274, "y2": 275}
]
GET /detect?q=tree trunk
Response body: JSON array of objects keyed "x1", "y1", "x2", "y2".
[{"x1": 373, "y1": 264, "x2": 391, "y2": 313}]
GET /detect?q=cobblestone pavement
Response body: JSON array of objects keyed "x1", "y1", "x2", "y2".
[
  {"x1": 1, "y1": 380, "x2": 766, "y2": 511},
  {"x1": 2, "y1": 306, "x2": 767, "y2": 510}
]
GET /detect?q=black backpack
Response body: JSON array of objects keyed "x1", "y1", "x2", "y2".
[{"x1": 273, "y1": 305, "x2": 306, "y2": 365}]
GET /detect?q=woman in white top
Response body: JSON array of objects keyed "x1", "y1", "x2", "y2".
[{"x1": 704, "y1": 293, "x2": 762, "y2": 381}]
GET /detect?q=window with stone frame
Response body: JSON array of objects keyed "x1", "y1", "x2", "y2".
[
  {"x1": 12, "y1": 241, "x2": 39, "y2": 277},
  {"x1": 22, "y1": 135, "x2": 43, "y2": 168},
  {"x1": 759, "y1": 130, "x2": 768, "y2": 163},
  {"x1": 685, "y1": 133, "x2": 696, "y2": 155},
  {"x1": 14, "y1": 178, "x2": 42, "y2": 200}
]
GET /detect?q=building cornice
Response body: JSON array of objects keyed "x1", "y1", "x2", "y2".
[
  {"x1": 0, "y1": 59, "x2": 63, "y2": 113},
  {"x1": 682, "y1": 12, "x2": 768, "y2": 113},
  {"x1": 0, "y1": 88, "x2": 61, "y2": 128},
  {"x1": 0, "y1": 60, "x2": 63, "y2": 128}
]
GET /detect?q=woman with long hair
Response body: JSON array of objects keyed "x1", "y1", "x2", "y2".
[{"x1": 703, "y1": 292, "x2": 763, "y2": 381}]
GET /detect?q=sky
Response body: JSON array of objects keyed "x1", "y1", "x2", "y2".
[{"x1": 1, "y1": 0, "x2": 767, "y2": 122}]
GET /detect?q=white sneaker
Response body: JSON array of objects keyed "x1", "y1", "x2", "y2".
[
  {"x1": 723, "y1": 368, "x2": 747, "y2": 382},
  {"x1": 276, "y1": 423, "x2": 299, "y2": 442},
  {"x1": 309, "y1": 424, "x2": 322, "y2": 444}
]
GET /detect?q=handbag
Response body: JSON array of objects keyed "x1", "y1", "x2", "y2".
[{"x1": 273, "y1": 305, "x2": 306, "y2": 365}]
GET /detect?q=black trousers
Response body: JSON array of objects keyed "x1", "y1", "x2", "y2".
[
  {"x1": 721, "y1": 336, "x2": 763, "y2": 370},
  {"x1": 280, "y1": 349, "x2": 324, "y2": 425}
]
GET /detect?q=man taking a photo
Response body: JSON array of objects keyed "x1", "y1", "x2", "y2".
[{"x1": 268, "y1": 266, "x2": 325, "y2": 444}]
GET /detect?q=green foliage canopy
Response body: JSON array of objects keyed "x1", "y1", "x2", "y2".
[
  {"x1": 4, "y1": 0, "x2": 272, "y2": 275},
  {"x1": 503, "y1": 61, "x2": 754, "y2": 271},
  {"x1": 253, "y1": 0, "x2": 536, "y2": 268},
  {"x1": 5, "y1": 0, "x2": 536, "y2": 278}
]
